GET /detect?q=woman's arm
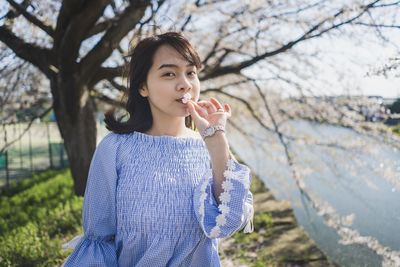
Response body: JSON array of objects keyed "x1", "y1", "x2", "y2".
[
  {"x1": 189, "y1": 97, "x2": 254, "y2": 238},
  {"x1": 62, "y1": 133, "x2": 119, "y2": 266},
  {"x1": 203, "y1": 131, "x2": 230, "y2": 204},
  {"x1": 187, "y1": 97, "x2": 239, "y2": 204}
]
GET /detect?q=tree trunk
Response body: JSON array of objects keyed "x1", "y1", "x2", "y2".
[{"x1": 51, "y1": 79, "x2": 97, "y2": 196}]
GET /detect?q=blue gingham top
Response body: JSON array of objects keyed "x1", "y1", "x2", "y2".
[{"x1": 62, "y1": 131, "x2": 254, "y2": 267}]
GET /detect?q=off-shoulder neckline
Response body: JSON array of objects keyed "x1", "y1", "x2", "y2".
[{"x1": 131, "y1": 131, "x2": 204, "y2": 145}]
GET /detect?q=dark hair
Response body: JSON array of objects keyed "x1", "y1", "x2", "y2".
[{"x1": 104, "y1": 32, "x2": 202, "y2": 134}]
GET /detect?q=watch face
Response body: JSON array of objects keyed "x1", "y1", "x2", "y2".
[{"x1": 205, "y1": 127, "x2": 214, "y2": 136}]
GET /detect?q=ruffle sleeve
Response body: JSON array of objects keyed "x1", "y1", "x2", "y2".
[
  {"x1": 62, "y1": 133, "x2": 119, "y2": 267},
  {"x1": 193, "y1": 154, "x2": 254, "y2": 239}
]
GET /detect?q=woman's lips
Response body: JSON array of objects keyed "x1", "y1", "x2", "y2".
[
  {"x1": 182, "y1": 93, "x2": 192, "y2": 103},
  {"x1": 176, "y1": 93, "x2": 192, "y2": 104},
  {"x1": 176, "y1": 99, "x2": 188, "y2": 104}
]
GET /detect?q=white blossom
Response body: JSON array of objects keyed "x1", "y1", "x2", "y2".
[
  {"x1": 210, "y1": 226, "x2": 220, "y2": 238},
  {"x1": 216, "y1": 214, "x2": 227, "y2": 226},
  {"x1": 223, "y1": 170, "x2": 236, "y2": 180},
  {"x1": 218, "y1": 204, "x2": 230, "y2": 214},
  {"x1": 221, "y1": 180, "x2": 234, "y2": 191},
  {"x1": 227, "y1": 159, "x2": 236, "y2": 171},
  {"x1": 219, "y1": 191, "x2": 231, "y2": 203}
]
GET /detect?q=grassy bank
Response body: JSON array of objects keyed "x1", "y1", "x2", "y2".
[{"x1": 0, "y1": 170, "x2": 82, "y2": 267}]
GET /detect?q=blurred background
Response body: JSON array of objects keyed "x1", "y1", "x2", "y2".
[{"x1": 0, "y1": 0, "x2": 399, "y2": 266}]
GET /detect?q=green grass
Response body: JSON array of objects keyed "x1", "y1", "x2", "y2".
[
  {"x1": 232, "y1": 212, "x2": 273, "y2": 244},
  {"x1": 0, "y1": 169, "x2": 60, "y2": 197},
  {"x1": 0, "y1": 170, "x2": 83, "y2": 267},
  {"x1": 392, "y1": 124, "x2": 400, "y2": 136}
]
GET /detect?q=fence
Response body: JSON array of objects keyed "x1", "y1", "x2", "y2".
[{"x1": 0, "y1": 121, "x2": 108, "y2": 189}]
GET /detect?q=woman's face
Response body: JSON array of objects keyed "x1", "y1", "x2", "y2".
[{"x1": 139, "y1": 44, "x2": 200, "y2": 119}]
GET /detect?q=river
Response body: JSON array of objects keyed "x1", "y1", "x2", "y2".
[{"x1": 229, "y1": 119, "x2": 400, "y2": 267}]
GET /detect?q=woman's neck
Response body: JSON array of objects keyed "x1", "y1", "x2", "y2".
[{"x1": 145, "y1": 118, "x2": 190, "y2": 137}]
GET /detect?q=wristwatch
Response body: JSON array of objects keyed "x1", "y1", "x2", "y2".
[{"x1": 201, "y1": 124, "x2": 225, "y2": 139}]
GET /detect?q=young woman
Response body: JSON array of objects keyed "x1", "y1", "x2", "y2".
[{"x1": 62, "y1": 32, "x2": 254, "y2": 267}]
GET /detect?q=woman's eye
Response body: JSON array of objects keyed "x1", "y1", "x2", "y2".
[
  {"x1": 163, "y1": 72, "x2": 175, "y2": 77},
  {"x1": 188, "y1": 71, "x2": 197, "y2": 76}
]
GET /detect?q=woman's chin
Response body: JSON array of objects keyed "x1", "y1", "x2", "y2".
[
  {"x1": 173, "y1": 110, "x2": 190, "y2": 118},
  {"x1": 179, "y1": 106, "x2": 190, "y2": 117}
]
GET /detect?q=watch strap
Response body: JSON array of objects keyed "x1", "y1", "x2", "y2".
[{"x1": 201, "y1": 124, "x2": 225, "y2": 139}]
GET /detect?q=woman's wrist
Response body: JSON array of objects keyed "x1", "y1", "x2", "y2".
[
  {"x1": 201, "y1": 124, "x2": 226, "y2": 140},
  {"x1": 203, "y1": 130, "x2": 225, "y2": 141},
  {"x1": 203, "y1": 131, "x2": 229, "y2": 153}
]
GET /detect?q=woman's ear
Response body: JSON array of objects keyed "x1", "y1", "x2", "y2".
[{"x1": 139, "y1": 84, "x2": 149, "y2": 97}]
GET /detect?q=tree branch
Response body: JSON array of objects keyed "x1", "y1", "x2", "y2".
[
  {"x1": 202, "y1": 87, "x2": 275, "y2": 133},
  {"x1": 107, "y1": 78, "x2": 127, "y2": 92},
  {"x1": 369, "y1": 1, "x2": 400, "y2": 8},
  {"x1": 86, "y1": 18, "x2": 117, "y2": 39},
  {"x1": 353, "y1": 22, "x2": 400, "y2": 28},
  {"x1": 91, "y1": 88, "x2": 124, "y2": 108},
  {"x1": 180, "y1": 14, "x2": 192, "y2": 31},
  {"x1": 56, "y1": 0, "x2": 110, "y2": 72},
  {"x1": 54, "y1": 0, "x2": 87, "y2": 46},
  {"x1": 89, "y1": 65, "x2": 126, "y2": 86},
  {"x1": 80, "y1": 0, "x2": 152, "y2": 82},
  {"x1": 6, "y1": 0, "x2": 54, "y2": 36},
  {"x1": 0, "y1": 26, "x2": 53, "y2": 77},
  {"x1": 201, "y1": 1, "x2": 380, "y2": 80}
]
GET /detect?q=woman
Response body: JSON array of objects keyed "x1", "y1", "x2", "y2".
[{"x1": 62, "y1": 31, "x2": 254, "y2": 267}]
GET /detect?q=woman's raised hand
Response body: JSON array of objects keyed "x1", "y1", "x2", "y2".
[{"x1": 186, "y1": 97, "x2": 231, "y2": 133}]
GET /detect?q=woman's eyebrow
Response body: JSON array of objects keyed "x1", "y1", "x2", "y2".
[{"x1": 158, "y1": 63, "x2": 195, "y2": 70}]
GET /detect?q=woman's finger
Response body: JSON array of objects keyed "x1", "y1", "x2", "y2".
[
  {"x1": 224, "y1": 103, "x2": 231, "y2": 117},
  {"x1": 187, "y1": 101, "x2": 202, "y2": 122},
  {"x1": 197, "y1": 100, "x2": 216, "y2": 114},
  {"x1": 210, "y1": 97, "x2": 224, "y2": 111},
  {"x1": 197, "y1": 100, "x2": 209, "y2": 106},
  {"x1": 189, "y1": 101, "x2": 208, "y2": 117}
]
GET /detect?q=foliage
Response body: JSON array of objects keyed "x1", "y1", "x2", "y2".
[
  {"x1": 0, "y1": 223, "x2": 65, "y2": 267},
  {"x1": 250, "y1": 173, "x2": 266, "y2": 194},
  {"x1": 389, "y1": 98, "x2": 400, "y2": 114},
  {"x1": 0, "y1": 169, "x2": 60, "y2": 197},
  {"x1": 0, "y1": 170, "x2": 83, "y2": 267}
]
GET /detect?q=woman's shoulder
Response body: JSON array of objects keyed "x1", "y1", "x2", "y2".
[
  {"x1": 95, "y1": 132, "x2": 125, "y2": 153},
  {"x1": 98, "y1": 132, "x2": 119, "y2": 144}
]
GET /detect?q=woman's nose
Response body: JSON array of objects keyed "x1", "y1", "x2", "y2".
[{"x1": 177, "y1": 75, "x2": 192, "y2": 91}]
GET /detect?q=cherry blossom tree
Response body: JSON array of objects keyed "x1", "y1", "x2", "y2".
[{"x1": 1, "y1": 0, "x2": 399, "y2": 195}]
